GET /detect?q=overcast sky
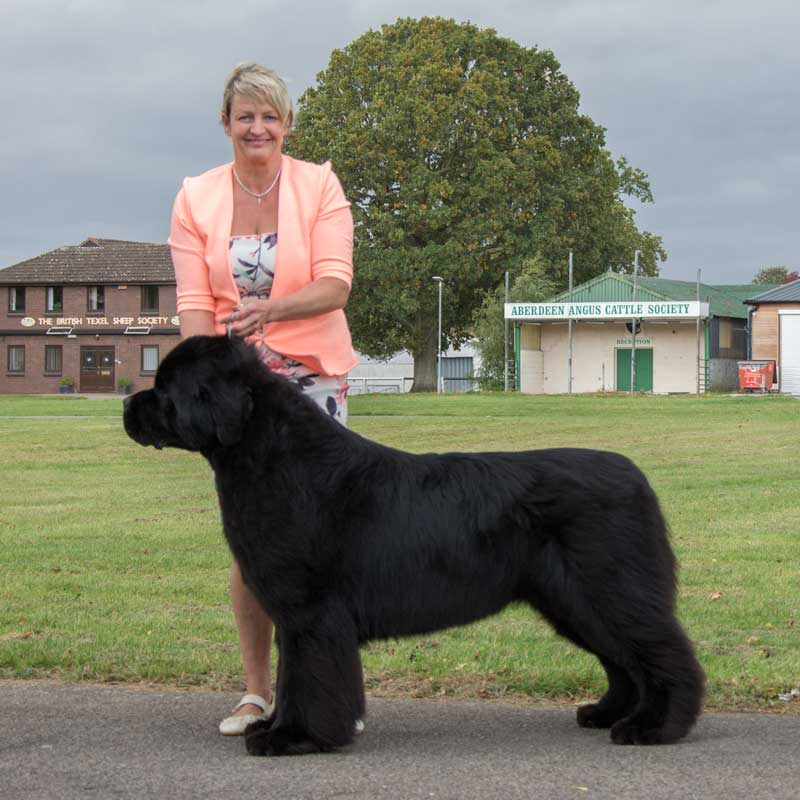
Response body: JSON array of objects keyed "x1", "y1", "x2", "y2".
[{"x1": 2, "y1": 0, "x2": 797, "y2": 284}]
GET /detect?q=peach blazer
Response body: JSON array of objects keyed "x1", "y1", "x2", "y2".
[{"x1": 168, "y1": 154, "x2": 358, "y2": 376}]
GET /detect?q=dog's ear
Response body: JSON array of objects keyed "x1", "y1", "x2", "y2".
[
  {"x1": 172, "y1": 396, "x2": 215, "y2": 451},
  {"x1": 167, "y1": 336, "x2": 256, "y2": 450},
  {"x1": 172, "y1": 382, "x2": 252, "y2": 450},
  {"x1": 205, "y1": 380, "x2": 254, "y2": 447}
]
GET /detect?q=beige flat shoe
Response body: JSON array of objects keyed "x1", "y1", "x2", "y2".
[{"x1": 218, "y1": 693, "x2": 273, "y2": 736}]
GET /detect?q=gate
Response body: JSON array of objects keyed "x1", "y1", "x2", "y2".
[{"x1": 441, "y1": 356, "x2": 476, "y2": 393}]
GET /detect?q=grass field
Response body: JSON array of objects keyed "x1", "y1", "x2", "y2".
[{"x1": 1, "y1": 391, "x2": 798, "y2": 711}]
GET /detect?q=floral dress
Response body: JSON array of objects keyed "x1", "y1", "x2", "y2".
[{"x1": 230, "y1": 233, "x2": 349, "y2": 425}]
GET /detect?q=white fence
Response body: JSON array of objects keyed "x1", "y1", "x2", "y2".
[{"x1": 347, "y1": 376, "x2": 412, "y2": 395}]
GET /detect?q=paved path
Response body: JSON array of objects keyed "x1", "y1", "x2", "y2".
[{"x1": 2, "y1": 683, "x2": 799, "y2": 800}]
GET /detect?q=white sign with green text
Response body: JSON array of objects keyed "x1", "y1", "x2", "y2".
[{"x1": 504, "y1": 301, "x2": 709, "y2": 321}]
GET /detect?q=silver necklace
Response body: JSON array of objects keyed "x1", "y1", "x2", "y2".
[{"x1": 233, "y1": 166, "x2": 282, "y2": 204}]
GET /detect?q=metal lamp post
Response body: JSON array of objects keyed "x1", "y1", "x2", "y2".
[
  {"x1": 567, "y1": 252, "x2": 574, "y2": 394},
  {"x1": 504, "y1": 271, "x2": 509, "y2": 392},
  {"x1": 630, "y1": 250, "x2": 641, "y2": 395},
  {"x1": 432, "y1": 276, "x2": 443, "y2": 393}
]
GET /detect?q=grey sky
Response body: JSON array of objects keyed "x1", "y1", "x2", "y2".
[{"x1": 2, "y1": 0, "x2": 797, "y2": 284}]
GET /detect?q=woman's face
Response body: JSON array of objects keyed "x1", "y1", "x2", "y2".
[{"x1": 223, "y1": 94, "x2": 290, "y2": 166}]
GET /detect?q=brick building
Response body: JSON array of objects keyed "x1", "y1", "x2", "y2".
[{"x1": 0, "y1": 237, "x2": 179, "y2": 394}]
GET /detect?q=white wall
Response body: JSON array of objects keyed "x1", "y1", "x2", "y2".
[
  {"x1": 349, "y1": 352, "x2": 414, "y2": 393},
  {"x1": 519, "y1": 320, "x2": 704, "y2": 394},
  {"x1": 349, "y1": 341, "x2": 481, "y2": 394}
]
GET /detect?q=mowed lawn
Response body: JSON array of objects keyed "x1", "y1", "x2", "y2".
[{"x1": 0, "y1": 391, "x2": 798, "y2": 711}]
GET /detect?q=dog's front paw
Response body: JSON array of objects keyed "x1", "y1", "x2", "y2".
[
  {"x1": 244, "y1": 718, "x2": 275, "y2": 756},
  {"x1": 244, "y1": 720, "x2": 324, "y2": 757}
]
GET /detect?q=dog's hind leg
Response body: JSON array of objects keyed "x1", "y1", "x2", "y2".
[
  {"x1": 245, "y1": 608, "x2": 364, "y2": 757},
  {"x1": 524, "y1": 600, "x2": 638, "y2": 730},
  {"x1": 524, "y1": 562, "x2": 703, "y2": 744},
  {"x1": 576, "y1": 657, "x2": 638, "y2": 730},
  {"x1": 534, "y1": 597, "x2": 702, "y2": 743},
  {"x1": 606, "y1": 621, "x2": 705, "y2": 745}
]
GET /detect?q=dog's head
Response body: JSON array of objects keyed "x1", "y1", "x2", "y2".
[{"x1": 123, "y1": 336, "x2": 257, "y2": 453}]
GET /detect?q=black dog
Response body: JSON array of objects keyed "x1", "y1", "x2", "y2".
[{"x1": 124, "y1": 335, "x2": 704, "y2": 755}]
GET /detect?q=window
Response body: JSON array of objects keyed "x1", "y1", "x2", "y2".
[
  {"x1": 88, "y1": 286, "x2": 105, "y2": 312},
  {"x1": 141, "y1": 286, "x2": 159, "y2": 313},
  {"x1": 141, "y1": 345, "x2": 159, "y2": 373},
  {"x1": 46, "y1": 286, "x2": 63, "y2": 313},
  {"x1": 45, "y1": 345, "x2": 63, "y2": 374},
  {"x1": 8, "y1": 346, "x2": 25, "y2": 373},
  {"x1": 718, "y1": 318, "x2": 732, "y2": 350},
  {"x1": 8, "y1": 287, "x2": 25, "y2": 313}
]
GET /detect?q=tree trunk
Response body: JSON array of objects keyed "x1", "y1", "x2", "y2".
[
  {"x1": 410, "y1": 310, "x2": 440, "y2": 392},
  {"x1": 411, "y1": 342, "x2": 438, "y2": 392}
]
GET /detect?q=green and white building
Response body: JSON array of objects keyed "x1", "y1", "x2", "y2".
[{"x1": 505, "y1": 271, "x2": 760, "y2": 394}]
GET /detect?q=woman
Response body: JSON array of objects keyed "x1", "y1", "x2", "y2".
[{"x1": 168, "y1": 62, "x2": 358, "y2": 735}]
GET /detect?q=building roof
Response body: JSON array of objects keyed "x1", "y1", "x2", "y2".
[
  {"x1": 743, "y1": 278, "x2": 800, "y2": 304},
  {"x1": 0, "y1": 238, "x2": 175, "y2": 285},
  {"x1": 553, "y1": 271, "x2": 779, "y2": 319}
]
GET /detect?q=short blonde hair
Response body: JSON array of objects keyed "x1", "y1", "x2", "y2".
[{"x1": 221, "y1": 62, "x2": 293, "y2": 125}]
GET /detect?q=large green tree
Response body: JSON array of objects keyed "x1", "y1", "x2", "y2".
[{"x1": 287, "y1": 17, "x2": 665, "y2": 390}]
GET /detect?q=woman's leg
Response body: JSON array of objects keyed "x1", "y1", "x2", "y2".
[{"x1": 230, "y1": 559, "x2": 273, "y2": 716}]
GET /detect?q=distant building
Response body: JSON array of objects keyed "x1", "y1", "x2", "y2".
[
  {"x1": 506, "y1": 271, "x2": 772, "y2": 394},
  {"x1": 348, "y1": 343, "x2": 480, "y2": 394},
  {"x1": 1, "y1": 236, "x2": 479, "y2": 396},
  {"x1": 744, "y1": 278, "x2": 800, "y2": 394},
  {"x1": 0, "y1": 237, "x2": 178, "y2": 394}
]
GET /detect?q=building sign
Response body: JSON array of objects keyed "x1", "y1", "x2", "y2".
[
  {"x1": 505, "y1": 301, "x2": 710, "y2": 321},
  {"x1": 20, "y1": 315, "x2": 180, "y2": 328}
]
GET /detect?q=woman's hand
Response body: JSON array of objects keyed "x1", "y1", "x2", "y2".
[
  {"x1": 221, "y1": 297, "x2": 270, "y2": 338},
  {"x1": 220, "y1": 278, "x2": 350, "y2": 337}
]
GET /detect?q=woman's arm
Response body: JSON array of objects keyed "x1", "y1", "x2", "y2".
[
  {"x1": 221, "y1": 277, "x2": 350, "y2": 339},
  {"x1": 179, "y1": 309, "x2": 216, "y2": 339},
  {"x1": 169, "y1": 183, "x2": 218, "y2": 319}
]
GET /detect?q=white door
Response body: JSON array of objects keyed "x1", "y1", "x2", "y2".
[{"x1": 779, "y1": 312, "x2": 800, "y2": 395}]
